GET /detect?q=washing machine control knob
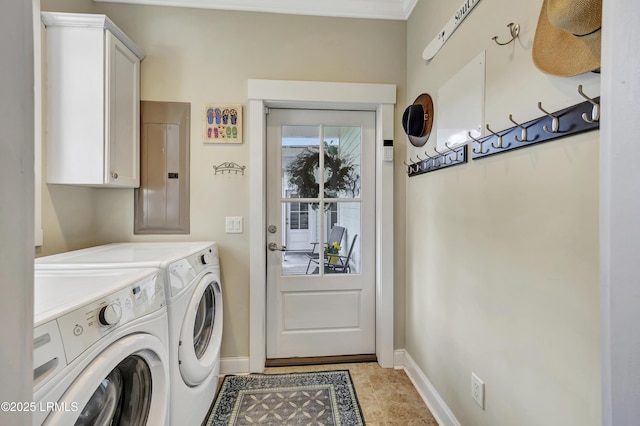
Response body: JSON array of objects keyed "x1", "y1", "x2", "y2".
[
  {"x1": 200, "y1": 253, "x2": 212, "y2": 265},
  {"x1": 98, "y1": 303, "x2": 122, "y2": 326}
]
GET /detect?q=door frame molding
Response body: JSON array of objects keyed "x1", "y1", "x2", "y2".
[{"x1": 248, "y1": 79, "x2": 396, "y2": 372}]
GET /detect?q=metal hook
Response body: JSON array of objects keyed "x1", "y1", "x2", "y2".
[
  {"x1": 427, "y1": 147, "x2": 444, "y2": 167},
  {"x1": 508, "y1": 114, "x2": 529, "y2": 142},
  {"x1": 421, "y1": 151, "x2": 435, "y2": 169},
  {"x1": 487, "y1": 124, "x2": 511, "y2": 149},
  {"x1": 492, "y1": 23, "x2": 520, "y2": 46},
  {"x1": 432, "y1": 146, "x2": 443, "y2": 156},
  {"x1": 434, "y1": 145, "x2": 455, "y2": 164},
  {"x1": 414, "y1": 155, "x2": 427, "y2": 171},
  {"x1": 537, "y1": 102, "x2": 560, "y2": 133},
  {"x1": 577, "y1": 85, "x2": 600, "y2": 123},
  {"x1": 469, "y1": 131, "x2": 489, "y2": 154},
  {"x1": 445, "y1": 142, "x2": 461, "y2": 163},
  {"x1": 409, "y1": 157, "x2": 420, "y2": 172},
  {"x1": 421, "y1": 151, "x2": 437, "y2": 169}
]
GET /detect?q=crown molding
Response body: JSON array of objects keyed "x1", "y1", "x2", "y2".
[
  {"x1": 402, "y1": 0, "x2": 419, "y2": 19},
  {"x1": 40, "y1": 11, "x2": 145, "y2": 59},
  {"x1": 94, "y1": 0, "x2": 419, "y2": 20}
]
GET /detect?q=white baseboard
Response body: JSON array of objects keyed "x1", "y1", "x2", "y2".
[
  {"x1": 220, "y1": 356, "x2": 250, "y2": 375},
  {"x1": 398, "y1": 350, "x2": 461, "y2": 426},
  {"x1": 394, "y1": 349, "x2": 405, "y2": 369}
]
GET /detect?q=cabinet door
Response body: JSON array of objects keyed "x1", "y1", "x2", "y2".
[{"x1": 106, "y1": 31, "x2": 140, "y2": 187}]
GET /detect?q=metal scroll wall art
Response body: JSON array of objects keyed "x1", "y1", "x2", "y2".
[
  {"x1": 213, "y1": 162, "x2": 246, "y2": 175},
  {"x1": 405, "y1": 85, "x2": 600, "y2": 177}
]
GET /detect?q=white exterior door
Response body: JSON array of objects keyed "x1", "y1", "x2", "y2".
[
  {"x1": 283, "y1": 199, "x2": 315, "y2": 252},
  {"x1": 266, "y1": 109, "x2": 375, "y2": 358}
]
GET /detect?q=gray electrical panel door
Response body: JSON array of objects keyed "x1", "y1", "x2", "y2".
[{"x1": 135, "y1": 101, "x2": 190, "y2": 234}]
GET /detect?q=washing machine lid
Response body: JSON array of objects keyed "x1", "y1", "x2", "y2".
[
  {"x1": 35, "y1": 242, "x2": 217, "y2": 269},
  {"x1": 34, "y1": 268, "x2": 160, "y2": 326}
]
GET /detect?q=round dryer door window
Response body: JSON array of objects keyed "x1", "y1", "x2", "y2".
[
  {"x1": 43, "y1": 334, "x2": 169, "y2": 426},
  {"x1": 179, "y1": 274, "x2": 223, "y2": 386},
  {"x1": 193, "y1": 285, "x2": 214, "y2": 360},
  {"x1": 76, "y1": 355, "x2": 151, "y2": 425}
]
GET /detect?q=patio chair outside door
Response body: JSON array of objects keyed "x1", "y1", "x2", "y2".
[
  {"x1": 304, "y1": 225, "x2": 345, "y2": 274},
  {"x1": 265, "y1": 108, "x2": 375, "y2": 359}
]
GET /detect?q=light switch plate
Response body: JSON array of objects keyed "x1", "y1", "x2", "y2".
[{"x1": 225, "y1": 216, "x2": 243, "y2": 233}]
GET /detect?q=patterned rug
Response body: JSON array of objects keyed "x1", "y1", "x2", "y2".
[{"x1": 205, "y1": 370, "x2": 365, "y2": 425}]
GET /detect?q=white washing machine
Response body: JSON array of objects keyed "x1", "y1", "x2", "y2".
[
  {"x1": 33, "y1": 268, "x2": 169, "y2": 425},
  {"x1": 35, "y1": 242, "x2": 223, "y2": 426}
]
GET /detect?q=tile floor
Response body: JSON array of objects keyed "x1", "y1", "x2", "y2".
[{"x1": 262, "y1": 362, "x2": 439, "y2": 425}]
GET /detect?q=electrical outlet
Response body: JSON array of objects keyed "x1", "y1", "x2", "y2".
[{"x1": 471, "y1": 372, "x2": 485, "y2": 409}]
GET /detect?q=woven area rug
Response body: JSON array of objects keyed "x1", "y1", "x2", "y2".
[{"x1": 206, "y1": 370, "x2": 365, "y2": 425}]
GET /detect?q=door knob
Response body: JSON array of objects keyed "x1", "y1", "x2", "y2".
[{"x1": 268, "y1": 242, "x2": 286, "y2": 252}]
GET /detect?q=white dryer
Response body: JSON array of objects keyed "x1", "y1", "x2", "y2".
[
  {"x1": 33, "y1": 268, "x2": 169, "y2": 425},
  {"x1": 35, "y1": 242, "x2": 223, "y2": 426}
]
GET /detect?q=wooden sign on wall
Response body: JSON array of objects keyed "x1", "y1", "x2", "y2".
[{"x1": 422, "y1": 0, "x2": 483, "y2": 61}]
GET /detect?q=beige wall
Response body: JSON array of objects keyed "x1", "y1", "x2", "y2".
[
  {"x1": 38, "y1": 1, "x2": 407, "y2": 357},
  {"x1": 406, "y1": 1, "x2": 600, "y2": 425}
]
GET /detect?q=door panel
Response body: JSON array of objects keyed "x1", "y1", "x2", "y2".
[
  {"x1": 283, "y1": 291, "x2": 361, "y2": 329},
  {"x1": 266, "y1": 109, "x2": 375, "y2": 359}
]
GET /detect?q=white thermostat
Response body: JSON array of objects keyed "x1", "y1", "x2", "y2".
[{"x1": 383, "y1": 140, "x2": 393, "y2": 162}]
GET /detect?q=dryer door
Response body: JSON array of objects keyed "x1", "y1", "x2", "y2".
[
  {"x1": 178, "y1": 273, "x2": 223, "y2": 386},
  {"x1": 43, "y1": 334, "x2": 169, "y2": 426}
]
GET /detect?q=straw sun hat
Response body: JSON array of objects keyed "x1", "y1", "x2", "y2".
[{"x1": 533, "y1": 0, "x2": 602, "y2": 77}]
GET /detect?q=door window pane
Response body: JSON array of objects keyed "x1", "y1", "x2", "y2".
[
  {"x1": 281, "y1": 202, "x2": 319, "y2": 276},
  {"x1": 323, "y1": 202, "x2": 360, "y2": 274},
  {"x1": 282, "y1": 125, "x2": 320, "y2": 199},
  {"x1": 323, "y1": 126, "x2": 361, "y2": 199}
]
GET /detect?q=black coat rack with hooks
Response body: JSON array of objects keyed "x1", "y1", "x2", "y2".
[
  {"x1": 404, "y1": 85, "x2": 599, "y2": 176},
  {"x1": 471, "y1": 86, "x2": 600, "y2": 160},
  {"x1": 405, "y1": 145, "x2": 467, "y2": 177}
]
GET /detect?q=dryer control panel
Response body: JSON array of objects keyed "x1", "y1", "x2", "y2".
[
  {"x1": 168, "y1": 245, "x2": 219, "y2": 297},
  {"x1": 57, "y1": 274, "x2": 164, "y2": 363}
]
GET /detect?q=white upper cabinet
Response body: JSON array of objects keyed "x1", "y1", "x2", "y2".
[{"x1": 42, "y1": 12, "x2": 145, "y2": 187}]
